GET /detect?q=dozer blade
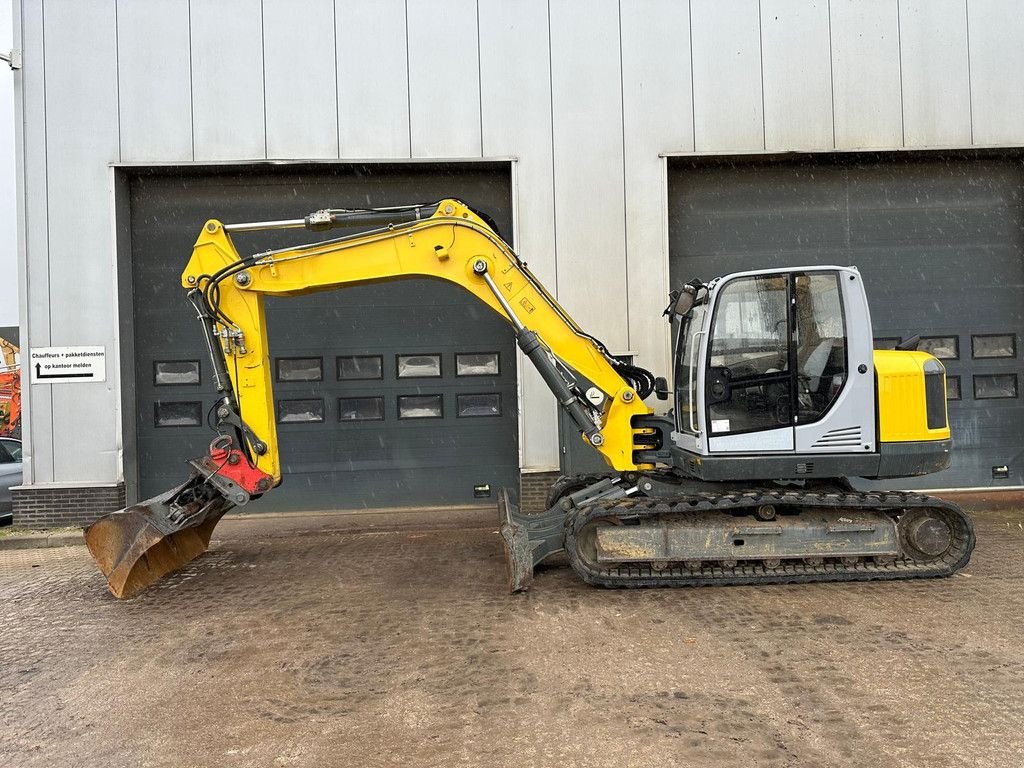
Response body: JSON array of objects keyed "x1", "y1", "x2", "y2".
[
  {"x1": 498, "y1": 489, "x2": 568, "y2": 593},
  {"x1": 84, "y1": 475, "x2": 234, "y2": 599}
]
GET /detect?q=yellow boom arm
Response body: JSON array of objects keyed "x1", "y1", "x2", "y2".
[{"x1": 181, "y1": 199, "x2": 653, "y2": 484}]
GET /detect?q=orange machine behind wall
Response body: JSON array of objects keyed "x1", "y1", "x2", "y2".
[{"x1": 0, "y1": 337, "x2": 21, "y2": 437}]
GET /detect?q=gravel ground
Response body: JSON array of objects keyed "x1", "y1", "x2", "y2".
[{"x1": 1, "y1": 506, "x2": 1023, "y2": 768}]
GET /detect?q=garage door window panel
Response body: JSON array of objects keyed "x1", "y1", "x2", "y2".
[
  {"x1": 971, "y1": 334, "x2": 1016, "y2": 359},
  {"x1": 398, "y1": 394, "x2": 443, "y2": 419},
  {"x1": 276, "y1": 357, "x2": 323, "y2": 382},
  {"x1": 456, "y1": 353, "x2": 500, "y2": 376},
  {"x1": 278, "y1": 399, "x2": 325, "y2": 423},
  {"x1": 155, "y1": 401, "x2": 203, "y2": 428},
  {"x1": 917, "y1": 337, "x2": 959, "y2": 360},
  {"x1": 973, "y1": 374, "x2": 1018, "y2": 400},
  {"x1": 457, "y1": 393, "x2": 501, "y2": 417},
  {"x1": 339, "y1": 396, "x2": 385, "y2": 422},
  {"x1": 946, "y1": 375, "x2": 961, "y2": 401},
  {"x1": 397, "y1": 354, "x2": 441, "y2": 378},
  {"x1": 706, "y1": 275, "x2": 792, "y2": 435},
  {"x1": 153, "y1": 360, "x2": 200, "y2": 386},
  {"x1": 337, "y1": 355, "x2": 383, "y2": 381}
]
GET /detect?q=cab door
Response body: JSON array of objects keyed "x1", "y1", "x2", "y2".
[{"x1": 704, "y1": 273, "x2": 795, "y2": 452}]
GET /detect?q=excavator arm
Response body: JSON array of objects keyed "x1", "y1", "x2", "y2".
[
  {"x1": 183, "y1": 198, "x2": 652, "y2": 483},
  {"x1": 85, "y1": 199, "x2": 655, "y2": 597}
]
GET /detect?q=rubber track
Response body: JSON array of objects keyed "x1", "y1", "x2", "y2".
[{"x1": 564, "y1": 490, "x2": 975, "y2": 588}]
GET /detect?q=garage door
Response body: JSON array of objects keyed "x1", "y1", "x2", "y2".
[
  {"x1": 668, "y1": 152, "x2": 1023, "y2": 489},
  {"x1": 127, "y1": 163, "x2": 518, "y2": 511}
]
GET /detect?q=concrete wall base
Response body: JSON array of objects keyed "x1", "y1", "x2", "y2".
[{"x1": 13, "y1": 484, "x2": 126, "y2": 529}]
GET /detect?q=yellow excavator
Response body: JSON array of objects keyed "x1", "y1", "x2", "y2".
[{"x1": 85, "y1": 199, "x2": 974, "y2": 598}]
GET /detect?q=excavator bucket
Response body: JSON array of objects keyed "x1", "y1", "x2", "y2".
[{"x1": 84, "y1": 475, "x2": 233, "y2": 599}]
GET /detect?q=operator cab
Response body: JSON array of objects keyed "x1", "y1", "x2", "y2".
[{"x1": 669, "y1": 266, "x2": 878, "y2": 475}]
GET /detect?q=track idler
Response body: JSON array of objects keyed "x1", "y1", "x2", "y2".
[{"x1": 84, "y1": 436, "x2": 274, "y2": 598}]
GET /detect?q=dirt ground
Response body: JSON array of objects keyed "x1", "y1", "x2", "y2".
[{"x1": 2, "y1": 505, "x2": 1023, "y2": 768}]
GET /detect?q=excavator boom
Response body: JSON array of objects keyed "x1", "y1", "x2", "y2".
[{"x1": 85, "y1": 200, "x2": 654, "y2": 597}]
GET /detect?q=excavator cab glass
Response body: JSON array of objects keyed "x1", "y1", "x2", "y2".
[
  {"x1": 673, "y1": 295, "x2": 708, "y2": 434},
  {"x1": 705, "y1": 275, "x2": 792, "y2": 435},
  {"x1": 697, "y1": 269, "x2": 850, "y2": 439},
  {"x1": 792, "y1": 273, "x2": 848, "y2": 422}
]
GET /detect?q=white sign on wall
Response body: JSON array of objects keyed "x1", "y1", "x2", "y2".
[{"x1": 30, "y1": 346, "x2": 107, "y2": 384}]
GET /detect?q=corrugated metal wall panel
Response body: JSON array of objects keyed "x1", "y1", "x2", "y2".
[
  {"x1": 116, "y1": 0, "x2": 193, "y2": 162},
  {"x1": 190, "y1": 0, "x2": 266, "y2": 160},
  {"x1": 478, "y1": 0, "x2": 559, "y2": 471},
  {"x1": 621, "y1": 0, "x2": 692, "y2": 372},
  {"x1": 42, "y1": 0, "x2": 121, "y2": 481},
  {"x1": 334, "y1": 0, "x2": 410, "y2": 158},
  {"x1": 14, "y1": 0, "x2": 1024, "y2": 486},
  {"x1": 967, "y1": 0, "x2": 1024, "y2": 145},
  {"x1": 549, "y1": 0, "x2": 628, "y2": 352},
  {"x1": 263, "y1": 0, "x2": 339, "y2": 159},
  {"x1": 406, "y1": 0, "x2": 482, "y2": 158},
  {"x1": 899, "y1": 0, "x2": 972, "y2": 147},
  {"x1": 830, "y1": 0, "x2": 904, "y2": 149},
  {"x1": 760, "y1": 0, "x2": 833, "y2": 150},
  {"x1": 16, "y1": 0, "x2": 52, "y2": 484},
  {"x1": 691, "y1": 0, "x2": 764, "y2": 152}
]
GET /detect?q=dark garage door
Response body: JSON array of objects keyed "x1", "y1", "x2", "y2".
[
  {"x1": 669, "y1": 152, "x2": 1024, "y2": 489},
  {"x1": 127, "y1": 163, "x2": 518, "y2": 511}
]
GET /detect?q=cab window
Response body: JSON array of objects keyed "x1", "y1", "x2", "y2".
[
  {"x1": 706, "y1": 275, "x2": 791, "y2": 434},
  {"x1": 793, "y1": 273, "x2": 847, "y2": 422}
]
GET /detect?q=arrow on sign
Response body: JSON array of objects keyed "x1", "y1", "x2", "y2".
[{"x1": 36, "y1": 362, "x2": 93, "y2": 380}]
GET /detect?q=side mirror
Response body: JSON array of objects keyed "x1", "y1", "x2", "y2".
[
  {"x1": 654, "y1": 376, "x2": 670, "y2": 401},
  {"x1": 672, "y1": 285, "x2": 696, "y2": 317}
]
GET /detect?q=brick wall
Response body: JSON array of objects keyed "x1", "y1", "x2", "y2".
[
  {"x1": 11, "y1": 476, "x2": 572, "y2": 525},
  {"x1": 13, "y1": 484, "x2": 126, "y2": 529},
  {"x1": 519, "y1": 471, "x2": 561, "y2": 514}
]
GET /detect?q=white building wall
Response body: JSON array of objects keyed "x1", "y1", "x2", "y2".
[
  {"x1": 478, "y1": 0, "x2": 560, "y2": 471},
  {"x1": 14, "y1": 0, "x2": 1024, "y2": 486}
]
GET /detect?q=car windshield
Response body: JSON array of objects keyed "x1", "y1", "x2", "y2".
[{"x1": 0, "y1": 440, "x2": 20, "y2": 462}]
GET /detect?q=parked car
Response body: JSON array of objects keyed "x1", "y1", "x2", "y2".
[{"x1": 0, "y1": 437, "x2": 22, "y2": 525}]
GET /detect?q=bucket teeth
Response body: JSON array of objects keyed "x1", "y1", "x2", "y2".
[{"x1": 83, "y1": 476, "x2": 233, "y2": 599}]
